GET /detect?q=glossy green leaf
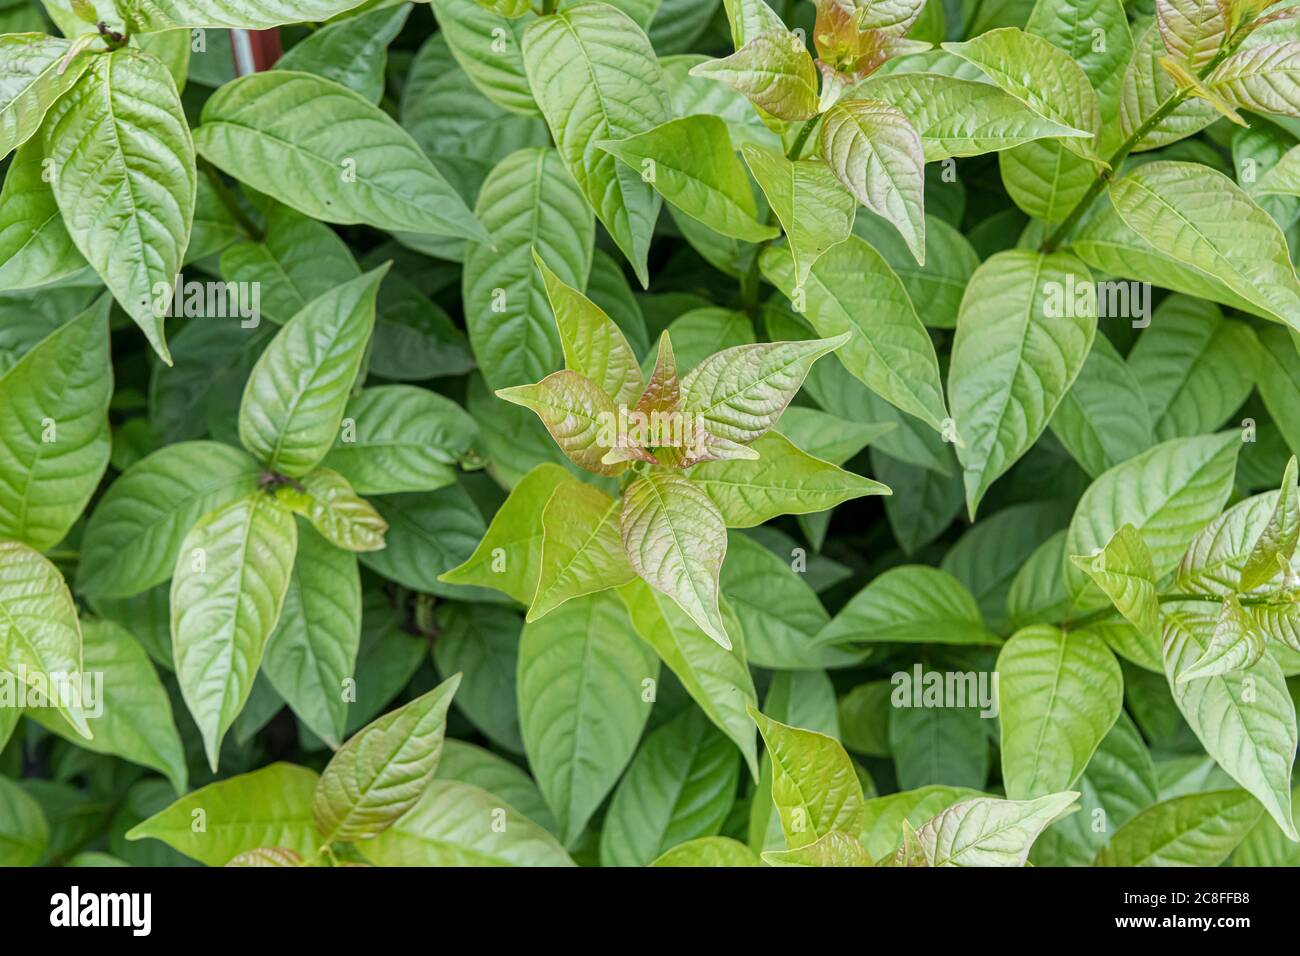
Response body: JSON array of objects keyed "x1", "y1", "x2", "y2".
[
  {"x1": 530, "y1": 480, "x2": 634, "y2": 621},
  {"x1": 0, "y1": 138, "x2": 83, "y2": 291},
  {"x1": 690, "y1": 28, "x2": 819, "y2": 122},
  {"x1": 1069, "y1": 524, "x2": 1160, "y2": 638},
  {"x1": 911, "y1": 791, "x2": 1080, "y2": 866},
  {"x1": 817, "y1": 565, "x2": 999, "y2": 647},
  {"x1": 1096, "y1": 788, "x2": 1264, "y2": 866}
]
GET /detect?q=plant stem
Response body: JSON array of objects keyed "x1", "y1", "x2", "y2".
[
  {"x1": 739, "y1": 115, "x2": 823, "y2": 309},
  {"x1": 1038, "y1": 42, "x2": 1241, "y2": 253},
  {"x1": 198, "y1": 156, "x2": 263, "y2": 242}
]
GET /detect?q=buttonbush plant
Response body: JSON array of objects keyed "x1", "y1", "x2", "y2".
[{"x1": 1, "y1": 0, "x2": 1299, "y2": 868}]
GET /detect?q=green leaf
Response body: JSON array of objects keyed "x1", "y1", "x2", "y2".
[
  {"x1": 689, "y1": 28, "x2": 819, "y2": 122},
  {"x1": 0, "y1": 138, "x2": 83, "y2": 291},
  {"x1": 1240, "y1": 455, "x2": 1299, "y2": 591},
  {"x1": 131, "y1": 0, "x2": 374, "y2": 31},
  {"x1": 999, "y1": 140, "x2": 1095, "y2": 223},
  {"x1": 1257, "y1": 142, "x2": 1300, "y2": 197},
  {"x1": 763, "y1": 830, "x2": 875, "y2": 866},
  {"x1": 194, "y1": 71, "x2": 484, "y2": 242},
  {"x1": 649, "y1": 835, "x2": 761, "y2": 866},
  {"x1": 0, "y1": 295, "x2": 110, "y2": 551},
  {"x1": 357, "y1": 779, "x2": 574, "y2": 866},
  {"x1": 1096, "y1": 788, "x2": 1264, "y2": 866},
  {"x1": 41, "y1": 49, "x2": 192, "y2": 363},
  {"x1": 819, "y1": 98, "x2": 926, "y2": 263},
  {"x1": 1108, "y1": 161, "x2": 1300, "y2": 333},
  {"x1": 533, "y1": 248, "x2": 641, "y2": 404},
  {"x1": 275, "y1": 467, "x2": 387, "y2": 553},
  {"x1": 517, "y1": 591, "x2": 658, "y2": 844},
  {"x1": 1069, "y1": 524, "x2": 1161, "y2": 638},
  {"x1": 430, "y1": 0, "x2": 539, "y2": 115},
  {"x1": 496, "y1": 371, "x2": 625, "y2": 477},
  {"x1": 743, "y1": 144, "x2": 856, "y2": 287},
  {"x1": 860, "y1": 785, "x2": 985, "y2": 861},
  {"x1": 1207, "y1": 41, "x2": 1300, "y2": 118},
  {"x1": 691, "y1": 431, "x2": 889, "y2": 528},
  {"x1": 997, "y1": 624, "x2": 1124, "y2": 799},
  {"x1": 1175, "y1": 491, "x2": 1282, "y2": 597},
  {"x1": 942, "y1": 27, "x2": 1099, "y2": 159},
  {"x1": 619, "y1": 579, "x2": 760, "y2": 779},
  {"x1": 436, "y1": 738, "x2": 554, "y2": 833},
  {"x1": 1155, "y1": 0, "x2": 1226, "y2": 71},
  {"x1": 1063, "y1": 433, "x2": 1241, "y2": 608},
  {"x1": 261, "y1": 524, "x2": 360, "y2": 748},
  {"x1": 78, "y1": 441, "x2": 260, "y2": 599},
  {"x1": 679, "y1": 334, "x2": 849, "y2": 447},
  {"x1": 760, "y1": 237, "x2": 948, "y2": 431},
  {"x1": 1162, "y1": 600, "x2": 1299, "y2": 840},
  {"x1": 239, "y1": 266, "x2": 385, "y2": 478},
  {"x1": 321, "y1": 385, "x2": 479, "y2": 495},
  {"x1": 599, "y1": 706, "x2": 740, "y2": 867},
  {"x1": 750, "y1": 704, "x2": 865, "y2": 849},
  {"x1": 439, "y1": 463, "x2": 572, "y2": 602},
  {"x1": 314, "y1": 674, "x2": 460, "y2": 842},
  {"x1": 0, "y1": 32, "x2": 91, "y2": 159},
  {"x1": 1176, "y1": 593, "x2": 1266, "y2": 682},
  {"x1": 273, "y1": 2, "x2": 410, "y2": 102},
  {"x1": 218, "y1": 203, "x2": 360, "y2": 327},
  {"x1": 463, "y1": 148, "x2": 591, "y2": 390},
  {"x1": 621, "y1": 473, "x2": 729, "y2": 647},
  {"x1": 949, "y1": 250, "x2": 1098, "y2": 517},
  {"x1": 911, "y1": 791, "x2": 1080, "y2": 866},
  {"x1": 855, "y1": 73, "x2": 1091, "y2": 160},
  {"x1": 529, "y1": 480, "x2": 634, "y2": 621},
  {"x1": 888, "y1": 698, "x2": 991, "y2": 791},
  {"x1": 0, "y1": 776, "x2": 46, "y2": 866},
  {"x1": 126, "y1": 763, "x2": 320, "y2": 866},
  {"x1": 817, "y1": 565, "x2": 999, "y2": 647},
  {"x1": 1050, "y1": 335, "x2": 1153, "y2": 479},
  {"x1": 0, "y1": 541, "x2": 91, "y2": 739},
  {"x1": 1027, "y1": 0, "x2": 1133, "y2": 124},
  {"x1": 171, "y1": 492, "x2": 299, "y2": 770},
  {"x1": 1258, "y1": 326, "x2": 1300, "y2": 457},
  {"x1": 433, "y1": 604, "x2": 524, "y2": 754},
  {"x1": 522, "y1": 3, "x2": 670, "y2": 285},
  {"x1": 28, "y1": 618, "x2": 187, "y2": 792},
  {"x1": 598, "y1": 115, "x2": 777, "y2": 243}
]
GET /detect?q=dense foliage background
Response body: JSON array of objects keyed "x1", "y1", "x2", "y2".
[{"x1": 1, "y1": 0, "x2": 1300, "y2": 867}]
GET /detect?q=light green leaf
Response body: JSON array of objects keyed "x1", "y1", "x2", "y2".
[
  {"x1": 949, "y1": 250, "x2": 1098, "y2": 517},
  {"x1": 750, "y1": 704, "x2": 865, "y2": 849},
  {"x1": 1155, "y1": 0, "x2": 1226, "y2": 71},
  {"x1": 0, "y1": 296, "x2": 110, "y2": 551},
  {"x1": 854, "y1": 72, "x2": 1091, "y2": 161},
  {"x1": 619, "y1": 578, "x2": 759, "y2": 779},
  {"x1": 463, "y1": 148, "x2": 591, "y2": 390},
  {"x1": 1108, "y1": 161, "x2": 1300, "y2": 333},
  {"x1": 171, "y1": 492, "x2": 298, "y2": 770},
  {"x1": 1119, "y1": 21, "x2": 1218, "y2": 151},
  {"x1": 600, "y1": 706, "x2": 740, "y2": 867},
  {"x1": 1176, "y1": 593, "x2": 1266, "y2": 682},
  {"x1": 0, "y1": 32, "x2": 91, "y2": 159},
  {"x1": 436, "y1": 738, "x2": 555, "y2": 833},
  {"x1": 997, "y1": 625, "x2": 1124, "y2": 799},
  {"x1": 314, "y1": 674, "x2": 460, "y2": 842},
  {"x1": 621, "y1": 473, "x2": 729, "y2": 647},
  {"x1": 1162, "y1": 600, "x2": 1299, "y2": 840},
  {"x1": 1207, "y1": 41, "x2": 1300, "y2": 118},
  {"x1": 1096, "y1": 788, "x2": 1264, "y2": 865},
  {"x1": 1069, "y1": 524, "x2": 1160, "y2": 638},
  {"x1": 261, "y1": 524, "x2": 360, "y2": 748},
  {"x1": 649, "y1": 835, "x2": 760, "y2": 866},
  {"x1": 1063, "y1": 433, "x2": 1241, "y2": 608},
  {"x1": 819, "y1": 98, "x2": 926, "y2": 263},
  {"x1": 273, "y1": 3, "x2": 410, "y2": 102},
  {"x1": 1257, "y1": 326, "x2": 1300, "y2": 457},
  {"x1": 690, "y1": 28, "x2": 818, "y2": 121},
  {"x1": 517, "y1": 591, "x2": 658, "y2": 844},
  {"x1": 860, "y1": 785, "x2": 985, "y2": 861},
  {"x1": 1050, "y1": 335, "x2": 1153, "y2": 479},
  {"x1": 720, "y1": 0, "x2": 785, "y2": 49},
  {"x1": 27, "y1": 618, "x2": 186, "y2": 792},
  {"x1": 765, "y1": 829, "x2": 874, "y2": 866},
  {"x1": 439, "y1": 463, "x2": 572, "y2": 601},
  {"x1": 522, "y1": 3, "x2": 670, "y2": 285},
  {"x1": 1240, "y1": 455, "x2": 1299, "y2": 591},
  {"x1": 0, "y1": 776, "x2": 46, "y2": 866},
  {"x1": 529, "y1": 480, "x2": 633, "y2": 621},
  {"x1": 356, "y1": 779, "x2": 574, "y2": 866},
  {"x1": 131, "y1": 0, "x2": 372, "y2": 31},
  {"x1": 126, "y1": 763, "x2": 321, "y2": 866},
  {"x1": 760, "y1": 237, "x2": 948, "y2": 431},
  {"x1": 431, "y1": 0, "x2": 539, "y2": 115},
  {"x1": 598, "y1": 115, "x2": 777, "y2": 242},
  {"x1": 999, "y1": 139, "x2": 1095, "y2": 223},
  {"x1": 497, "y1": 371, "x2": 625, "y2": 477},
  {"x1": 0, "y1": 139, "x2": 83, "y2": 291},
  {"x1": 533, "y1": 248, "x2": 641, "y2": 404},
  {"x1": 942, "y1": 27, "x2": 1099, "y2": 159},
  {"x1": 1175, "y1": 491, "x2": 1282, "y2": 597},
  {"x1": 239, "y1": 267, "x2": 385, "y2": 478},
  {"x1": 1257, "y1": 141, "x2": 1300, "y2": 196},
  {"x1": 0, "y1": 541, "x2": 90, "y2": 739},
  {"x1": 194, "y1": 71, "x2": 484, "y2": 241},
  {"x1": 817, "y1": 565, "x2": 999, "y2": 647},
  {"x1": 1027, "y1": 0, "x2": 1133, "y2": 124},
  {"x1": 41, "y1": 48, "x2": 193, "y2": 363},
  {"x1": 743, "y1": 144, "x2": 856, "y2": 287},
  {"x1": 275, "y1": 467, "x2": 387, "y2": 553},
  {"x1": 912, "y1": 791, "x2": 1080, "y2": 866},
  {"x1": 321, "y1": 385, "x2": 479, "y2": 495}
]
